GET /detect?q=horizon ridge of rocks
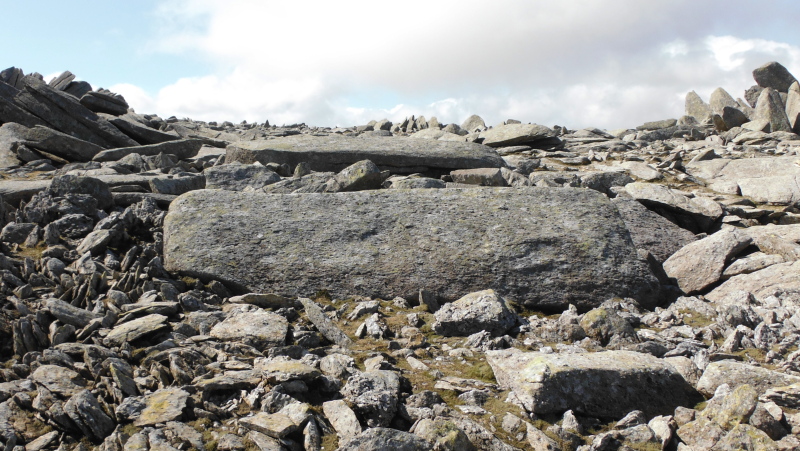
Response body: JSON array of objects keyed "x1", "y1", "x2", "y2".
[{"x1": 0, "y1": 61, "x2": 798, "y2": 451}]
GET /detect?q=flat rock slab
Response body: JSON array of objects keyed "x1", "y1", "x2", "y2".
[
  {"x1": 686, "y1": 157, "x2": 800, "y2": 205},
  {"x1": 209, "y1": 309, "x2": 288, "y2": 349},
  {"x1": 164, "y1": 188, "x2": 658, "y2": 311},
  {"x1": 697, "y1": 360, "x2": 800, "y2": 397},
  {"x1": 134, "y1": 387, "x2": 190, "y2": 426},
  {"x1": 486, "y1": 349, "x2": 700, "y2": 418},
  {"x1": 705, "y1": 260, "x2": 800, "y2": 303},
  {"x1": 225, "y1": 134, "x2": 506, "y2": 173}
]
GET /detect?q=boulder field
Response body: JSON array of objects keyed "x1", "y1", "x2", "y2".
[{"x1": 0, "y1": 62, "x2": 799, "y2": 450}]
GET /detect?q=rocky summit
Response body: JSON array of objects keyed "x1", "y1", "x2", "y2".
[{"x1": 1, "y1": 63, "x2": 800, "y2": 451}]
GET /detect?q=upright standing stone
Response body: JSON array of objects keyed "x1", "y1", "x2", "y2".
[
  {"x1": 685, "y1": 91, "x2": 712, "y2": 122},
  {"x1": 709, "y1": 87, "x2": 740, "y2": 114},
  {"x1": 785, "y1": 81, "x2": 800, "y2": 133},
  {"x1": 753, "y1": 87, "x2": 792, "y2": 132}
]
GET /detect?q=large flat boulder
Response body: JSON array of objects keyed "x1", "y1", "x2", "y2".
[
  {"x1": 486, "y1": 349, "x2": 700, "y2": 418},
  {"x1": 225, "y1": 134, "x2": 506, "y2": 174},
  {"x1": 685, "y1": 157, "x2": 800, "y2": 205},
  {"x1": 163, "y1": 187, "x2": 659, "y2": 311}
]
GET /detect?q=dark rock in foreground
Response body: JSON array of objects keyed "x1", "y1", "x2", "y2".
[
  {"x1": 163, "y1": 187, "x2": 659, "y2": 311},
  {"x1": 225, "y1": 134, "x2": 506, "y2": 174}
]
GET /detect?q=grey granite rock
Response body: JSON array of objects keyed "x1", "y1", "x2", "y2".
[
  {"x1": 486, "y1": 349, "x2": 700, "y2": 418},
  {"x1": 204, "y1": 164, "x2": 281, "y2": 191},
  {"x1": 164, "y1": 188, "x2": 659, "y2": 311},
  {"x1": 433, "y1": 289, "x2": 518, "y2": 337},
  {"x1": 225, "y1": 134, "x2": 505, "y2": 174}
]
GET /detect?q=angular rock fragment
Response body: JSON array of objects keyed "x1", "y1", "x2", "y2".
[
  {"x1": 486, "y1": 349, "x2": 700, "y2": 418},
  {"x1": 663, "y1": 229, "x2": 752, "y2": 294},
  {"x1": 478, "y1": 123, "x2": 556, "y2": 147},
  {"x1": 93, "y1": 138, "x2": 203, "y2": 162},
  {"x1": 104, "y1": 313, "x2": 169, "y2": 346},
  {"x1": 209, "y1": 308, "x2": 288, "y2": 349},
  {"x1": 164, "y1": 188, "x2": 658, "y2": 311},
  {"x1": 204, "y1": 164, "x2": 281, "y2": 191},
  {"x1": 133, "y1": 387, "x2": 190, "y2": 426},
  {"x1": 433, "y1": 289, "x2": 518, "y2": 337}
]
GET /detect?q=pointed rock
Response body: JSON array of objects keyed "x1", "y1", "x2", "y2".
[
  {"x1": 709, "y1": 87, "x2": 739, "y2": 114},
  {"x1": 754, "y1": 87, "x2": 792, "y2": 132},
  {"x1": 685, "y1": 91, "x2": 712, "y2": 122}
]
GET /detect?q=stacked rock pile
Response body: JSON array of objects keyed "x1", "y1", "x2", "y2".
[{"x1": 0, "y1": 62, "x2": 799, "y2": 450}]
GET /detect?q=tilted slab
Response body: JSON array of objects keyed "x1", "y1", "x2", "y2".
[
  {"x1": 225, "y1": 134, "x2": 506, "y2": 173},
  {"x1": 686, "y1": 157, "x2": 800, "y2": 205},
  {"x1": 486, "y1": 349, "x2": 700, "y2": 418},
  {"x1": 163, "y1": 187, "x2": 658, "y2": 311}
]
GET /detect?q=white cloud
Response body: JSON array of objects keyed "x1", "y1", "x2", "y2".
[{"x1": 114, "y1": 1, "x2": 800, "y2": 129}]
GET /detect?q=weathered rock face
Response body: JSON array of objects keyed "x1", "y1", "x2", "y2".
[
  {"x1": 163, "y1": 187, "x2": 659, "y2": 311},
  {"x1": 486, "y1": 349, "x2": 700, "y2": 418},
  {"x1": 225, "y1": 134, "x2": 506, "y2": 174},
  {"x1": 753, "y1": 61, "x2": 798, "y2": 92},
  {"x1": 477, "y1": 123, "x2": 557, "y2": 148},
  {"x1": 686, "y1": 156, "x2": 800, "y2": 205}
]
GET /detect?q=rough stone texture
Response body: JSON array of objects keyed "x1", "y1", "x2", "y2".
[
  {"x1": 322, "y1": 400, "x2": 362, "y2": 441},
  {"x1": 710, "y1": 87, "x2": 740, "y2": 115},
  {"x1": 460, "y1": 115, "x2": 486, "y2": 132},
  {"x1": 104, "y1": 314, "x2": 169, "y2": 346},
  {"x1": 31, "y1": 365, "x2": 89, "y2": 397},
  {"x1": 486, "y1": 349, "x2": 699, "y2": 418},
  {"x1": 133, "y1": 388, "x2": 190, "y2": 426},
  {"x1": 611, "y1": 196, "x2": 697, "y2": 263},
  {"x1": 333, "y1": 159, "x2": 383, "y2": 192},
  {"x1": 106, "y1": 114, "x2": 180, "y2": 145},
  {"x1": 299, "y1": 298, "x2": 353, "y2": 347},
  {"x1": 164, "y1": 188, "x2": 659, "y2": 311},
  {"x1": 686, "y1": 91, "x2": 712, "y2": 122},
  {"x1": 63, "y1": 390, "x2": 115, "y2": 442},
  {"x1": 696, "y1": 361, "x2": 800, "y2": 397},
  {"x1": 624, "y1": 182, "x2": 723, "y2": 232},
  {"x1": 705, "y1": 260, "x2": 800, "y2": 303},
  {"x1": 225, "y1": 134, "x2": 506, "y2": 174},
  {"x1": 337, "y1": 427, "x2": 432, "y2": 451},
  {"x1": 753, "y1": 88, "x2": 792, "y2": 133},
  {"x1": 23, "y1": 125, "x2": 104, "y2": 161},
  {"x1": 478, "y1": 123, "x2": 556, "y2": 147},
  {"x1": 204, "y1": 164, "x2": 281, "y2": 191},
  {"x1": 663, "y1": 229, "x2": 752, "y2": 294},
  {"x1": 449, "y1": 168, "x2": 507, "y2": 186},
  {"x1": 48, "y1": 175, "x2": 113, "y2": 210},
  {"x1": 209, "y1": 308, "x2": 288, "y2": 349},
  {"x1": 686, "y1": 156, "x2": 800, "y2": 205},
  {"x1": 432, "y1": 289, "x2": 518, "y2": 337},
  {"x1": 93, "y1": 138, "x2": 203, "y2": 162},
  {"x1": 786, "y1": 81, "x2": 800, "y2": 134},
  {"x1": 753, "y1": 61, "x2": 798, "y2": 92},
  {"x1": 46, "y1": 298, "x2": 102, "y2": 328}
]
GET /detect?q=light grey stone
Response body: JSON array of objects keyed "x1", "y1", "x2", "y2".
[
  {"x1": 225, "y1": 134, "x2": 505, "y2": 173},
  {"x1": 486, "y1": 349, "x2": 699, "y2": 418},
  {"x1": 209, "y1": 308, "x2": 288, "y2": 349},
  {"x1": 663, "y1": 229, "x2": 752, "y2": 294},
  {"x1": 432, "y1": 289, "x2": 518, "y2": 337},
  {"x1": 696, "y1": 361, "x2": 800, "y2": 397}
]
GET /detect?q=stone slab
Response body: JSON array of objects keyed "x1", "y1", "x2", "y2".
[
  {"x1": 225, "y1": 134, "x2": 506, "y2": 174},
  {"x1": 163, "y1": 187, "x2": 659, "y2": 311}
]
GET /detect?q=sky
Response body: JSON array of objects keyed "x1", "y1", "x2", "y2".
[{"x1": 4, "y1": 0, "x2": 800, "y2": 129}]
